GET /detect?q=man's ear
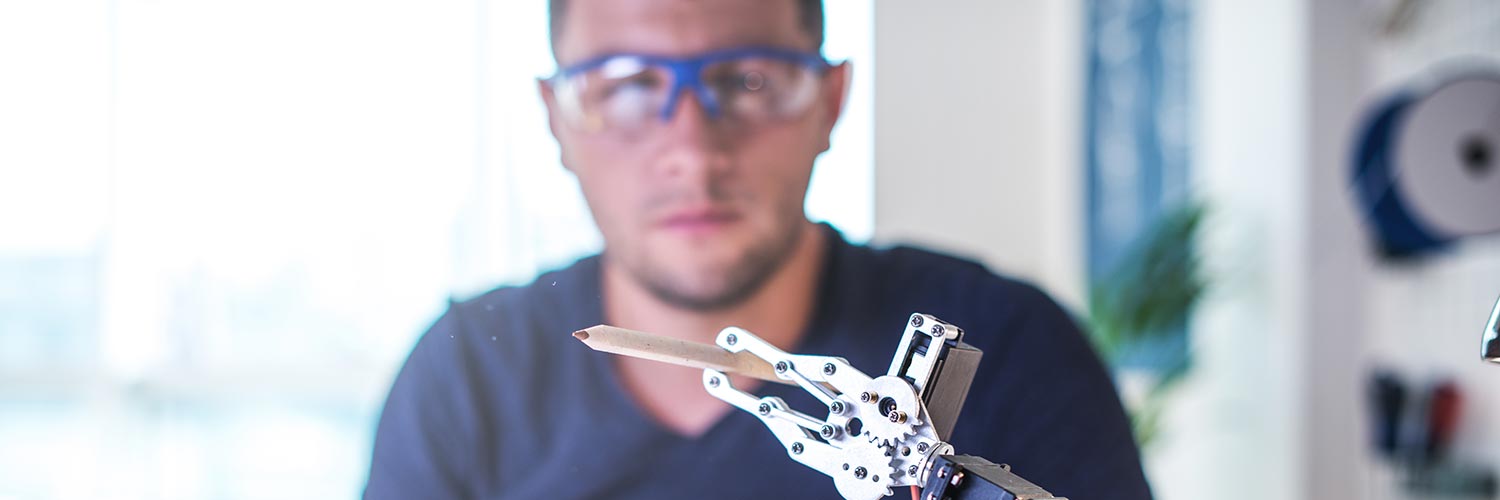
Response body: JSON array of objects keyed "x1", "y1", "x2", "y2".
[
  {"x1": 816, "y1": 61, "x2": 850, "y2": 154},
  {"x1": 537, "y1": 77, "x2": 574, "y2": 172}
]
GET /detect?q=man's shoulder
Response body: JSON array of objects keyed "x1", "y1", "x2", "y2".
[
  {"x1": 833, "y1": 238, "x2": 1079, "y2": 361},
  {"x1": 849, "y1": 240, "x2": 1056, "y2": 312}
]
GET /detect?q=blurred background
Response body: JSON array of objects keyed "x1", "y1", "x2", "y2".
[{"x1": 0, "y1": 0, "x2": 1497, "y2": 499}]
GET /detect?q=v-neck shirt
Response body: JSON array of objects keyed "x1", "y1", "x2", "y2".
[{"x1": 365, "y1": 225, "x2": 1153, "y2": 499}]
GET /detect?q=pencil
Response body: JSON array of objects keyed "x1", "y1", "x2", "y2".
[{"x1": 572, "y1": 325, "x2": 790, "y2": 384}]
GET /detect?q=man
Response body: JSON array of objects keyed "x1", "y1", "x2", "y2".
[{"x1": 365, "y1": 0, "x2": 1153, "y2": 498}]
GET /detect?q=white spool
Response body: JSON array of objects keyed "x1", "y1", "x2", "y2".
[{"x1": 1393, "y1": 77, "x2": 1500, "y2": 238}]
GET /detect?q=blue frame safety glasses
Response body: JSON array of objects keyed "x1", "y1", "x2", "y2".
[{"x1": 547, "y1": 46, "x2": 833, "y2": 136}]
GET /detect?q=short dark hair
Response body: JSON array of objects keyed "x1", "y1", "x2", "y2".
[{"x1": 548, "y1": 0, "x2": 825, "y2": 56}]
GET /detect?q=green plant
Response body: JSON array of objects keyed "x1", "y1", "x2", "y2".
[{"x1": 1087, "y1": 201, "x2": 1207, "y2": 447}]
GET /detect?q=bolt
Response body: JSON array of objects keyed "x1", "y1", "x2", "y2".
[
  {"x1": 860, "y1": 392, "x2": 877, "y2": 403},
  {"x1": 889, "y1": 411, "x2": 908, "y2": 424},
  {"x1": 823, "y1": 363, "x2": 836, "y2": 375},
  {"x1": 791, "y1": 442, "x2": 804, "y2": 455},
  {"x1": 930, "y1": 324, "x2": 945, "y2": 337},
  {"x1": 708, "y1": 377, "x2": 720, "y2": 388},
  {"x1": 854, "y1": 467, "x2": 868, "y2": 479},
  {"x1": 910, "y1": 315, "x2": 924, "y2": 328},
  {"x1": 758, "y1": 403, "x2": 771, "y2": 415},
  {"x1": 820, "y1": 425, "x2": 838, "y2": 439},
  {"x1": 775, "y1": 361, "x2": 790, "y2": 374},
  {"x1": 829, "y1": 401, "x2": 846, "y2": 415},
  {"x1": 917, "y1": 442, "x2": 929, "y2": 453},
  {"x1": 725, "y1": 333, "x2": 738, "y2": 345}
]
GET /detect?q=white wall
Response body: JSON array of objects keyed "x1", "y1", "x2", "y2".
[
  {"x1": 1185, "y1": 1, "x2": 1500, "y2": 499},
  {"x1": 871, "y1": 0, "x2": 1085, "y2": 310},
  {"x1": 1140, "y1": 0, "x2": 1312, "y2": 498},
  {"x1": 1302, "y1": 0, "x2": 1378, "y2": 498},
  {"x1": 863, "y1": 2, "x2": 1500, "y2": 499},
  {"x1": 1360, "y1": 0, "x2": 1500, "y2": 492}
]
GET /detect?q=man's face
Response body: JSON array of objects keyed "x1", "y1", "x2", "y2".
[{"x1": 542, "y1": 0, "x2": 847, "y2": 311}]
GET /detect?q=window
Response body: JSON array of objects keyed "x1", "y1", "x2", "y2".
[{"x1": 0, "y1": 2, "x2": 872, "y2": 498}]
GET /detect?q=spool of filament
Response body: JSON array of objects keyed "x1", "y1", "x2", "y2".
[{"x1": 1352, "y1": 73, "x2": 1500, "y2": 257}]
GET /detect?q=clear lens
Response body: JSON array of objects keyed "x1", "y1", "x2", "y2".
[
  {"x1": 553, "y1": 56, "x2": 671, "y2": 133},
  {"x1": 702, "y1": 57, "x2": 820, "y2": 123},
  {"x1": 552, "y1": 54, "x2": 823, "y2": 135}
]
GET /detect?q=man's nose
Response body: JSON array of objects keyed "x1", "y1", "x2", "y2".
[{"x1": 653, "y1": 90, "x2": 733, "y2": 179}]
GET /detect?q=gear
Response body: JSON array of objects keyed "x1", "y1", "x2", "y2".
[
  {"x1": 830, "y1": 438, "x2": 900, "y2": 500},
  {"x1": 858, "y1": 376, "x2": 924, "y2": 447}
]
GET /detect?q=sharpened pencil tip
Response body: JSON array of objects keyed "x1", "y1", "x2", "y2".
[{"x1": 573, "y1": 330, "x2": 590, "y2": 342}]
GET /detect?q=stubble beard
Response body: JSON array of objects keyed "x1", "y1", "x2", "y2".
[{"x1": 626, "y1": 214, "x2": 807, "y2": 313}]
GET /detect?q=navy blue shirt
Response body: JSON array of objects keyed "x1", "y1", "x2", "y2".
[{"x1": 365, "y1": 227, "x2": 1152, "y2": 499}]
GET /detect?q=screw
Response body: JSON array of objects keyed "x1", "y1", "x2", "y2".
[
  {"x1": 854, "y1": 467, "x2": 868, "y2": 479},
  {"x1": 820, "y1": 425, "x2": 838, "y2": 439},
  {"x1": 930, "y1": 324, "x2": 945, "y2": 337},
  {"x1": 823, "y1": 363, "x2": 836, "y2": 375},
  {"x1": 830, "y1": 401, "x2": 846, "y2": 415},
  {"x1": 860, "y1": 392, "x2": 877, "y2": 403},
  {"x1": 909, "y1": 465, "x2": 919, "y2": 477},
  {"x1": 775, "y1": 361, "x2": 790, "y2": 374},
  {"x1": 910, "y1": 315, "x2": 924, "y2": 328},
  {"x1": 726, "y1": 333, "x2": 738, "y2": 345},
  {"x1": 902, "y1": 446, "x2": 911, "y2": 456},
  {"x1": 873, "y1": 475, "x2": 880, "y2": 482},
  {"x1": 889, "y1": 411, "x2": 908, "y2": 424},
  {"x1": 708, "y1": 377, "x2": 720, "y2": 388},
  {"x1": 843, "y1": 463, "x2": 850, "y2": 471},
  {"x1": 917, "y1": 442, "x2": 929, "y2": 453},
  {"x1": 791, "y1": 442, "x2": 804, "y2": 455},
  {"x1": 758, "y1": 403, "x2": 771, "y2": 415}
]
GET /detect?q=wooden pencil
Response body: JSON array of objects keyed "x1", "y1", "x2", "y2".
[{"x1": 572, "y1": 325, "x2": 790, "y2": 384}]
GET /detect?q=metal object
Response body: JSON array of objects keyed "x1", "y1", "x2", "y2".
[
  {"x1": 702, "y1": 324, "x2": 947, "y2": 500},
  {"x1": 576, "y1": 314, "x2": 1065, "y2": 500},
  {"x1": 920, "y1": 455, "x2": 1064, "y2": 500},
  {"x1": 1483, "y1": 294, "x2": 1500, "y2": 363},
  {"x1": 887, "y1": 314, "x2": 982, "y2": 440}
]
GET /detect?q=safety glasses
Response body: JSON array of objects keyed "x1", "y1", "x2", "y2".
[{"x1": 547, "y1": 46, "x2": 833, "y2": 136}]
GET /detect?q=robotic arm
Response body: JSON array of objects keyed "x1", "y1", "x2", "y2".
[
  {"x1": 576, "y1": 314, "x2": 1066, "y2": 500},
  {"x1": 700, "y1": 314, "x2": 1061, "y2": 500}
]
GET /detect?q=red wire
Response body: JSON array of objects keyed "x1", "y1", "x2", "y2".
[{"x1": 910, "y1": 485, "x2": 920, "y2": 500}]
